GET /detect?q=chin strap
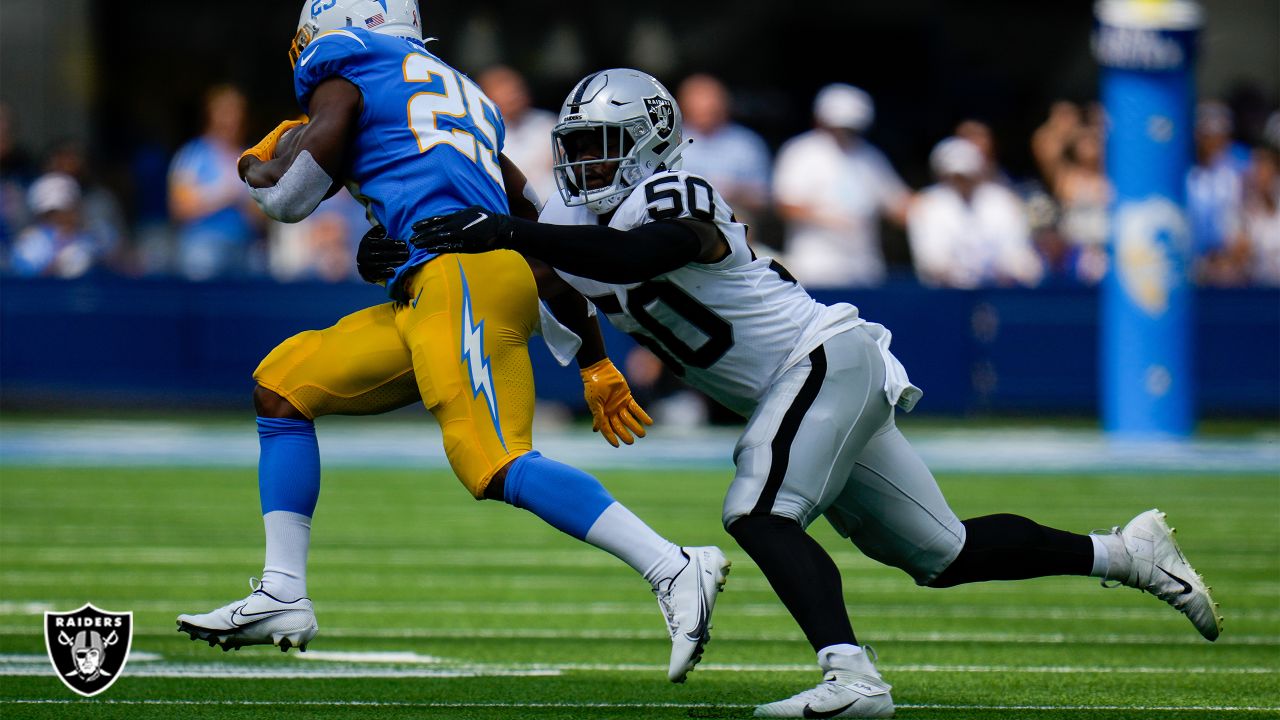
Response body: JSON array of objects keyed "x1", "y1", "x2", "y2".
[{"x1": 656, "y1": 138, "x2": 694, "y2": 173}]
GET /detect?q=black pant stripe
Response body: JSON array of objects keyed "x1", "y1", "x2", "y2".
[{"x1": 749, "y1": 345, "x2": 828, "y2": 516}]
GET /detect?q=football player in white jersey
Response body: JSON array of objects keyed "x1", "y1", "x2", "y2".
[{"x1": 404, "y1": 69, "x2": 1222, "y2": 718}]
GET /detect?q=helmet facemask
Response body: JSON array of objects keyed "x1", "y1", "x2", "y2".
[
  {"x1": 288, "y1": 22, "x2": 316, "y2": 69},
  {"x1": 552, "y1": 68, "x2": 688, "y2": 215},
  {"x1": 553, "y1": 122, "x2": 650, "y2": 215}
]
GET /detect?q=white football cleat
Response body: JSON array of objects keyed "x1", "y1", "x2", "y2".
[
  {"x1": 654, "y1": 546, "x2": 731, "y2": 683},
  {"x1": 755, "y1": 646, "x2": 894, "y2": 718},
  {"x1": 1101, "y1": 509, "x2": 1222, "y2": 641},
  {"x1": 177, "y1": 578, "x2": 318, "y2": 652}
]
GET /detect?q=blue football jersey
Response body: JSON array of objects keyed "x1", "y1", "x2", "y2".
[{"x1": 294, "y1": 27, "x2": 508, "y2": 297}]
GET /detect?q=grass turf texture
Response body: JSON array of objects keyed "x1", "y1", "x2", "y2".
[{"x1": 1, "y1": 464, "x2": 1276, "y2": 719}]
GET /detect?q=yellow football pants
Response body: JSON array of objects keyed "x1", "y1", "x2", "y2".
[{"x1": 254, "y1": 251, "x2": 539, "y2": 498}]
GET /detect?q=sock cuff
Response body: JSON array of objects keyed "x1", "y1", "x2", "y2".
[
  {"x1": 501, "y1": 451, "x2": 614, "y2": 540},
  {"x1": 257, "y1": 417, "x2": 316, "y2": 435},
  {"x1": 1090, "y1": 531, "x2": 1129, "y2": 580},
  {"x1": 818, "y1": 643, "x2": 864, "y2": 671},
  {"x1": 263, "y1": 509, "x2": 313, "y2": 527},
  {"x1": 818, "y1": 643, "x2": 862, "y2": 659}
]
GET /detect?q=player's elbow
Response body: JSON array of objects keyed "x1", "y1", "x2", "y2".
[
  {"x1": 246, "y1": 150, "x2": 334, "y2": 224},
  {"x1": 259, "y1": 200, "x2": 312, "y2": 224}
]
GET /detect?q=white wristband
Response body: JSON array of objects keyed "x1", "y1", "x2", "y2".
[{"x1": 247, "y1": 150, "x2": 333, "y2": 223}]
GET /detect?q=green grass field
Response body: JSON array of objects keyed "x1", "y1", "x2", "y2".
[{"x1": 1, "y1": 462, "x2": 1277, "y2": 719}]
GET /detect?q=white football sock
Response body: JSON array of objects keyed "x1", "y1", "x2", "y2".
[
  {"x1": 819, "y1": 644, "x2": 873, "y2": 674},
  {"x1": 584, "y1": 502, "x2": 688, "y2": 587},
  {"x1": 1089, "y1": 531, "x2": 1129, "y2": 580},
  {"x1": 261, "y1": 510, "x2": 311, "y2": 601}
]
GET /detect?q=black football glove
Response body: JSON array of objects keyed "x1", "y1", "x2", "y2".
[
  {"x1": 356, "y1": 225, "x2": 410, "y2": 284},
  {"x1": 410, "y1": 206, "x2": 514, "y2": 255}
]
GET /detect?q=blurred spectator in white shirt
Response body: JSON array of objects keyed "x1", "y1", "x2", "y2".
[
  {"x1": 1240, "y1": 145, "x2": 1280, "y2": 286},
  {"x1": 908, "y1": 137, "x2": 1042, "y2": 289},
  {"x1": 44, "y1": 138, "x2": 128, "y2": 272},
  {"x1": 954, "y1": 119, "x2": 1012, "y2": 186},
  {"x1": 773, "y1": 83, "x2": 911, "y2": 288},
  {"x1": 677, "y1": 74, "x2": 772, "y2": 230},
  {"x1": 10, "y1": 173, "x2": 101, "y2": 278},
  {"x1": 478, "y1": 65, "x2": 558, "y2": 207}
]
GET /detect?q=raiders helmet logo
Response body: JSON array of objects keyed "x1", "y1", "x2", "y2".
[
  {"x1": 644, "y1": 95, "x2": 675, "y2": 139},
  {"x1": 44, "y1": 603, "x2": 133, "y2": 697}
]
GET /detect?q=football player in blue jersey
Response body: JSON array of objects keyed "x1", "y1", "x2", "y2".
[{"x1": 175, "y1": 0, "x2": 730, "y2": 684}]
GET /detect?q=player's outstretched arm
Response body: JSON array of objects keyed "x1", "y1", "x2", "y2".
[
  {"x1": 493, "y1": 156, "x2": 652, "y2": 445},
  {"x1": 411, "y1": 208, "x2": 726, "y2": 284},
  {"x1": 526, "y1": 253, "x2": 653, "y2": 447},
  {"x1": 538, "y1": 261, "x2": 654, "y2": 448},
  {"x1": 236, "y1": 78, "x2": 360, "y2": 223}
]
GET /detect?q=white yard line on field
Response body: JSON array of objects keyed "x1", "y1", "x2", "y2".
[
  {"x1": 7, "y1": 598, "x2": 1278, "y2": 622},
  {"x1": 1, "y1": 624, "x2": 1276, "y2": 645},
  {"x1": 0, "y1": 662, "x2": 559, "y2": 679},
  {"x1": 1, "y1": 654, "x2": 1275, "y2": 678},
  {"x1": 2, "y1": 699, "x2": 1278, "y2": 713},
  {"x1": 533, "y1": 662, "x2": 1277, "y2": 675},
  {"x1": 15, "y1": 545, "x2": 1279, "y2": 572},
  {"x1": 0, "y1": 652, "x2": 162, "y2": 663}
]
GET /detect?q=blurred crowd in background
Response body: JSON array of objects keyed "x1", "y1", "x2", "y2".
[{"x1": 2, "y1": 66, "x2": 1277, "y2": 289}]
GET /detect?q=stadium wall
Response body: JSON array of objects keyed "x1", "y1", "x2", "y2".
[{"x1": 1, "y1": 277, "x2": 1275, "y2": 417}]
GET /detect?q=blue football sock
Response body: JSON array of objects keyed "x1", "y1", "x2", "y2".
[
  {"x1": 503, "y1": 452, "x2": 686, "y2": 585},
  {"x1": 257, "y1": 417, "x2": 320, "y2": 517},
  {"x1": 503, "y1": 451, "x2": 614, "y2": 539},
  {"x1": 257, "y1": 417, "x2": 320, "y2": 601}
]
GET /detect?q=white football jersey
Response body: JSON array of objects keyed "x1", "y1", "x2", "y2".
[{"x1": 541, "y1": 171, "x2": 920, "y2": 417}]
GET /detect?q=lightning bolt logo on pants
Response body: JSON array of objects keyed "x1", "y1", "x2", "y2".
[{"x1": 457, "y1": 262, "x2": 505, "y2": 450}]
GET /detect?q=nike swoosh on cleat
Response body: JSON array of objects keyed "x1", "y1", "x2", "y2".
[
  {"x1": 1157, "y1": 566, "x2": 1194, "y2": 595},
  {"x1": 803, "y1": 701, "x2": 857, "y2": 718},
  {"x1": 229, "y1": 606, "x2": 293, "y2": 627},
  {"x1": 683, "y1": 577, "x2": 709, "y2": 643}
]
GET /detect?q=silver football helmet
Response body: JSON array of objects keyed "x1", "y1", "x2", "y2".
[
  {"x1": 290, "y1": 0, "x2": 423, "y2": 68},
  {"x1": 552, "y1": 69, "x2": 690, "y2": 215}
]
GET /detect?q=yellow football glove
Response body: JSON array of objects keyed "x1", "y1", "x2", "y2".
[
  {"x1": 580, "y1": 358, "x2": 654, "y2": 447},
  {"x1": 239, "y1": 117, "x2": 309, "y2": 166}
]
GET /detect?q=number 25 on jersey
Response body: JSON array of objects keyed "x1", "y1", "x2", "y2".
[{"x1": 403, "y1": 53, "x2": 503, "y2": 184}]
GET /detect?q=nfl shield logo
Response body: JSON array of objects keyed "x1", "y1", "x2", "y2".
[
  {"x1": 644, "y1": 95, "x2": 675, "y2": 140},
  {"x1": 44, "y1": 603, "x2": 133, "y2": 697}
]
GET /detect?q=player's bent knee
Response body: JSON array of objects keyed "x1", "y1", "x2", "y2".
[
  {"x1": 439, "y1": 428, "x2": 523, "y2": 501},
  {"x1": 724, "y1": 513, "x2": 803, "y2": 542},
  {"x1": 253, "y1": 384, "x2": 308, "y2": 420},
  {"x1": 848, "y1": 529, "x2": 964, "y2": 587},
  {"x1": 912, "y1": 540, "x2": 967, "y2": 587},
  {"x1": 481, "y1": 458, "x2": 516, "y2": 501},
  {"x1": 722, "y1": 506, "x2": 804, "y2": 533}
]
